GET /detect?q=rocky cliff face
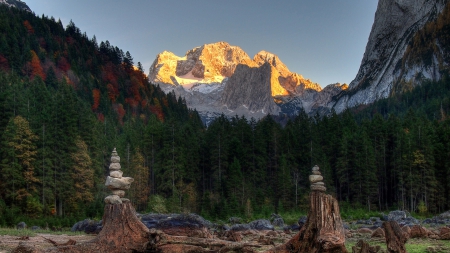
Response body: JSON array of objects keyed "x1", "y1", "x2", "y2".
[
  {"x1": 220, "y1": 63, "x2": 281, "y2": 115},
  {"x1": 0, "y1": 0, "x2": 31, "y2": 11},
  {"x1": 150, "y1": 42, "x2": 337, "y2": 123},
  {"x1": 332, "y1": 0, "x2": 449, "y2": 113}
]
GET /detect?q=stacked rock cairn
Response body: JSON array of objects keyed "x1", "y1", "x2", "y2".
[
  {"x1": 309, "y1": 165, "x2": 326, "y2": 192},
  {"x1": 104, "y1": 148, "x2": 134, "y2": 204}
]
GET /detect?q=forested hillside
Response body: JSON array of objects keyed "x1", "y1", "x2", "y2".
[{"x1": 1, "y1": 5, "x2": 450, "y2": 227}]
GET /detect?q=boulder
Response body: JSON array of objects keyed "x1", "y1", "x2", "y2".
[
  {"x1": 439, "y1": 226, "x2": 450, "y2": 240},
  {"x1": 388, "y1": 211, "x2": 407, "y2": 222},
  {"x1": 16, "y1": 222, "x2": 27, "y2": 230},
  {"x1": 249, "y1": 219, "x2": 274, "y2": 231},
  {"x1": 31, "y1": 226, "x2": 40, "y2": 231},
  {"x1": 71, "y1": 219, "x2": 102, "y2": 234},
  {"x1": 140, "y1": 213, "x2": 213, "y2": 238},
  {"x1": 270, "y1": 213, "x2": 285, "y2": 227},
  {"x1": 387, "y1": 210, "x2": 419, "y2": 226},
  {"x1": 371, "y1": 227, "x2": 385, "y2": 238},
  {"x1": 401, "y1": 225, "x2": 411, "y2": 239},
  {"x1": 409, "y1": 225, "x2": 429, "y2": 238},
  {"x1": 357, "y1": 227, "x2": 373, "y2": 234}
]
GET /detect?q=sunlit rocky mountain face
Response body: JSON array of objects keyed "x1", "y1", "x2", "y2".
[
  {"x1": 149, "y1": 42, "x2": 347, "y2": 124},
  {"x1": 150, "y1": 0, "x2": 450, "y2": 123}
]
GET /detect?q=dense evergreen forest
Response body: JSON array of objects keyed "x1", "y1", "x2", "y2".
[{"x1": 1, "y1": 5, "x2": 450, "y2": 227}]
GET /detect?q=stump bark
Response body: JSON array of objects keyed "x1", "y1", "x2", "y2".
[
  {"x1": 382, "y1": 221, "x2": 407, "y2": 253},
  {"x1": 264, "y1": 191, "x2": 347, "y2": 253},
  {"x1": 45, "y1": 202, "x2": 150, "y2": 252},
  {"x1": 351, "y1": 239, "x2": 381, "y2": 253}
]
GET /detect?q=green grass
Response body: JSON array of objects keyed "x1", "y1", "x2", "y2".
[
  {"x1": 0, "y1": 227, "x2": 84, "y2": 236},
  {"x1": 345, "y1": 238, "x2": 450, "y2": 253}
]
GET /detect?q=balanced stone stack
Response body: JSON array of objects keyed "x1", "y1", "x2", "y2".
[
  {"x1": 309, "y1": 165, "x2": 326, "y2": 192},
  {"x1": 104, "y1": 148, "x2": 134, "y2": 204}
]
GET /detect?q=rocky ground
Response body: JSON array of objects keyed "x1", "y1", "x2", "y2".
[
  {"x1": 1, "y1": 229, "x2": 450, "y2": 253},
  {"x1": 0, "y1": 233, "x2": 96, "y2": 252},
  {"x1": 3, "y1": 210, "x2": 450, "y2": 252}
]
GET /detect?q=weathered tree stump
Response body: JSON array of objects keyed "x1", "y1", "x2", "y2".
[
  {"x1": 382, "y1": 221, "x2": 407, "y2": 253},
  {"x1": 351, "y1": 239, "x2": 381, "y2": 253},
  {"x1": 45, "y1": 202, "x2": 150, "y2": 252},
  {"x1": 264, "y1": 191, "x2": 348, "y2": 253}
]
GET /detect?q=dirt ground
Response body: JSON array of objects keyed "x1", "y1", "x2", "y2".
[
  {"x1": 1, "y1": 230, "x2": 449, "y2": 252},
  {"x1": 0, "y1": 233, "x2": 96, "y2": 252}
]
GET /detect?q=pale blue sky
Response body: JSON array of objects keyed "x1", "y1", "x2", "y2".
[{"x1": 27, "y1": 0, "x2": 378, "y2": 87}]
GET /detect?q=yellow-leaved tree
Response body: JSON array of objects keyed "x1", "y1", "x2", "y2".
[
  {"x1": 0, "y1": 116, "x2": 39, "y2": 213},
  {"x1": 130, "y1": 148, "x2": 150, "y2": 211},
  {"x1": 69, "y1": 137, "x2": 94, "y2": 210}
]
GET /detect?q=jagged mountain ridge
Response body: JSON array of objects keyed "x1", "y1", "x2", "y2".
[
  {"x1": 149, "y1": 41, "x2": 344, "y2": 122},
  {"x1": 332, "y1": 0, "x2": 450, "y2": 113},
  {"x1": 0, "y1": 0, "x2": 31, "y2": 12}
]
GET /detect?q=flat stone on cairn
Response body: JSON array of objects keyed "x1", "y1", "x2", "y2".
[
  {"x1": 104, "y1": 148, "x2": 134, "y2": 204},
  {"x1": 309, "y1": 165, "x2": 326, "y2": 192}
]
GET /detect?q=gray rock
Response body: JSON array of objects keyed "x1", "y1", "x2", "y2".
[
  {"x1": 17, "y1": 222, "x2": 27, "y2": 230},
  {"x1": 309, "y1": 175, "x2": 323, "y2": 183},
  {"x1": 298, "y1": 216, "x2": 307, "y2": 226},
  {"x1": 31, "y1": 226, "x2": 40, "y2": 230},
  {"x1": 111, "y1": 156, "x2": 120, "y2": 163},
  {"x1": 387, "y1": 210, "x2": 419, "y2": 226},
  {"x1": 104, "y1": 195, "x2": 122, "y2": 204},
  {"x1": 105, "y1": 176, "x2": 133, "y2": 190},
  {"x1": 110, "y1": 170, "x2": 123, "y2": 178},
  {"x1": 109, "y1": 162, "x2": 121, "y2": 170},
  {"x1": 388, "y1": 210, "x2": 408, "y2": 222},
  {"x1": 249, "y1": 219, "x2": 274, "y2": 231},
  {"x1": 270, "y1": 213, "x2": 285, "y2": 227},
  {"x1": 140, "y1": 213, "x2": 213, "y2": 230},
  {"x1": 71, "y1": 219, "x2": 102, "y2": 234}
]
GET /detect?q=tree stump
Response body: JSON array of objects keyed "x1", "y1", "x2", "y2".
[
  {"x1": 382, "y1": 221, "x2": 407, "y2": 253},
  {"x1": 264, "y1": 191, "x2": 347, "y2": 253},
  {"x1": 351, "y1": 239, "x2": 381, "y2": 253},
  {"x1": 45, "y1": 202, "x2": 150, "y2": 253}
]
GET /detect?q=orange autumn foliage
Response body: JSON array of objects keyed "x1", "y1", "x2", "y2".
[
  {"x1": 92, "y1": 88, "x2": 101, "y2": 110},
  {"x1": 30, "y1": 50, "x2": 45, "y2": 80},
  {"x1": 107, "y1": 83, "x2": 119, "y2": 102},
  {"x1": 115, "y1": 103, "x2": 126, "y2": 125},
  {"x1": 57, "y1": 57, "x2": 71, "y2": 72},
  {"x1": 23, "y1": 20, "x2": 34, "y2": 34}
]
